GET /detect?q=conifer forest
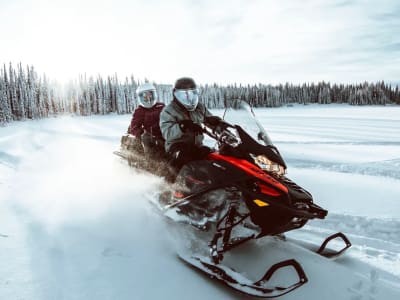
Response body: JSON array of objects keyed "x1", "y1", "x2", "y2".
[{"x1": 1, "y1": 63, "x2": 399, "y2": 124}]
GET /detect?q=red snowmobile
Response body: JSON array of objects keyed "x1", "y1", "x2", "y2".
[
  {"x1": 115, "y1": 100, "x2": 351, "y2": 298},
  {"x1": 157, "y1": 100, "x2": 351, "y2": 298}
]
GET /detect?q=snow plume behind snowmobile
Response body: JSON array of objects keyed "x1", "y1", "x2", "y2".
[{"x1": 167, "y1": 100, "x2": 351, "y2": 298}]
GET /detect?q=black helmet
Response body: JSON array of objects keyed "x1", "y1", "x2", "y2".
[{"x1": 174, "y1": 77, "x2": 197, "y2": 90}]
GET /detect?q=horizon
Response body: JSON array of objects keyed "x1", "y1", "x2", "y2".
[{"x1": 1, "y1": 61, "x2": 399, "y2": 88}]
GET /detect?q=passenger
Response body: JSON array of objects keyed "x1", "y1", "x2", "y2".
[{"x1": 128, "y1": 82, "x2": 165, "y2": 158}]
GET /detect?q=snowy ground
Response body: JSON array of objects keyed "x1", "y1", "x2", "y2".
[{"x1": 1, "y1": 104, "x2": 399, "y2": 300}]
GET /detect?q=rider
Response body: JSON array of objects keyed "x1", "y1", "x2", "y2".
[
  {"x1": 128, "y1": 82, "x2": 165, "y2": 158},
  {"x1": 159, "y1": 77, "x2": 225, "y2": 178}
]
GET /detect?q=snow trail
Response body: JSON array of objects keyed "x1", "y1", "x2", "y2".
[{"x1": 1, "y1": 105, "x2": 399, "y2": 299}]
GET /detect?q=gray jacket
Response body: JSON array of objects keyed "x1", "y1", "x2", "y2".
[{"x1": 159, "y1": 100, "x2": 212, "y2": 152}]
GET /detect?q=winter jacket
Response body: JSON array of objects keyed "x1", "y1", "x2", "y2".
[
  {"x1": 129, "y1": 102, "x2": 165, "y2": 138},
  {"x1": 159, "y1": 99, "x2": 213, "y2": 153}
]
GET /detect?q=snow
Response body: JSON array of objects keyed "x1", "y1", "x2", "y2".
[{"x1": 1, "y1": 104, "x2": 400, "y2": 299}]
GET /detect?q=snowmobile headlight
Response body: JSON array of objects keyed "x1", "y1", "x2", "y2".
[{"x1": 252, "y1": 154, "x2": 286, "y2": 175}]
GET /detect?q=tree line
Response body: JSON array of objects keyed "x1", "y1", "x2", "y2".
[{"x1": 1, "y1": 63, "x2": 399, "y2": 124}]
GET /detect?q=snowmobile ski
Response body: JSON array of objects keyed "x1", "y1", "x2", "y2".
[
  {"x1": 178, "y1": 253, "x2": 307, "y2": 298},
  {"x1": 284, "y1": 232, "x2": 352, "y2": 259},
  {"x1": 316, "y1": 232, "x2": 352, "y2": 258}
]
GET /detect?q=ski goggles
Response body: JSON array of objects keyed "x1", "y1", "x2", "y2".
[{"x1": 174, "y1": 88, "x2": 199, "y2": 99}]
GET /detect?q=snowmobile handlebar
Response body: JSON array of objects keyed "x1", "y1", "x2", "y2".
[{"x1": 202, "y1": 121, "x2": 240, "y2": 147}]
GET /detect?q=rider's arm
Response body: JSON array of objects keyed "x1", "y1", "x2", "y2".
[
  {"x1": 129, "y1": 108, "x2": 145, "y2": 137},
  {"x1": 203, "y1": 105, "x2": 214, "y2": 119},
  {"x1": 202, "y1": 105, "x2": 224, "y2": 130},
  {"x1": 159, "y1": 108, "x2": 184, "y2": 143}
]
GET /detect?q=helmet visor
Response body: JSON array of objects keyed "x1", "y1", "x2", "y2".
[
  {"x1": 138, "y1": 90, "x2": 157, "y2": 108},
  {"x1": 174, "y1": 89, "x2": 199, "y2": 111}
]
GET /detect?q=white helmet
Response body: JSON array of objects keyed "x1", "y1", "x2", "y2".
[{"x1": 136, "y1": 82, "x2": 158, "y2": 108}]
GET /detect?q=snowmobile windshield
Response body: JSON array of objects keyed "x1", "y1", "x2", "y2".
[
  {"x1": 219, "y1": 100, "x2": 287, "y2": 172},
  {"x1": 222, "y1": 99, "x2": 273, "y2": 146}
]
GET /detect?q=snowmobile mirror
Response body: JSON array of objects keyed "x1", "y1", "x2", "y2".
[{"x1": 257, "y1": 131, "x2": 265, "y2": 141}]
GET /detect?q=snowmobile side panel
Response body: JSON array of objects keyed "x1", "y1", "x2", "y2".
[
  {"x1": 176, "y1": 159, "x2": 250, "y2": 195},
  {"x1": 207, "y1": 152, "x2": 288, "y2": 193}
]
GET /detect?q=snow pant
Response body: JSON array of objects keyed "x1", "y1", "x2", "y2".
[
  {"x1": 165, "y1": 142, "x2": 212, "y2": 182},
  {"x1": 141, "y1": 132, "x2": 165, "y2": 160}
]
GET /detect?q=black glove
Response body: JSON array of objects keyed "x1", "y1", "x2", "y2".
[
  {"x1": 204, "y1": 116, "x2": 229, "y2": 133},
  {"x1": 178, "y1": 119, "x2": 203, "y2": 133},
  {"x1": 204, "y1": 116, "x2": 222, "y2": 127}
]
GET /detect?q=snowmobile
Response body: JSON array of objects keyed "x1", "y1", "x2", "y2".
[{"x1": 114, "y1": 100, "x2": 352, "y2": 298}]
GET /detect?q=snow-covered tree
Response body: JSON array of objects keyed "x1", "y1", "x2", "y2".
[{"x1": 1, "y1": 62, "x2": 399, "y2": 125}]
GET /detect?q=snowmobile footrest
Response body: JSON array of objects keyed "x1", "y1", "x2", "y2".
[{"x1": 316, "y1": 232, "x2": 352, "y2": 258}]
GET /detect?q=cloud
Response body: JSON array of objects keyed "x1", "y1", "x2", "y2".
[
  {"x1": 0, "y1": 0, "x2": 399, "y2": 85},
  {"x1": 330, "y1": 0, "x2": 357, "y2": 8}
]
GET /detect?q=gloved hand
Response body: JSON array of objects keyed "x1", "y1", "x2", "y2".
[
  {"x1": 204, "y1": 116, "x2": 229, "y2": 133},
  {"x1": 204, "y1": 116, "x2": 222, "y2": 127},
  {"x1": 178, "y1": 119, "x2": 203, "y2": 133}
]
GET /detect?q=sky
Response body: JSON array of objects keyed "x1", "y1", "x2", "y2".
[{"x1": 1, "y1": 0, "x2": 399, "y2": 85}]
